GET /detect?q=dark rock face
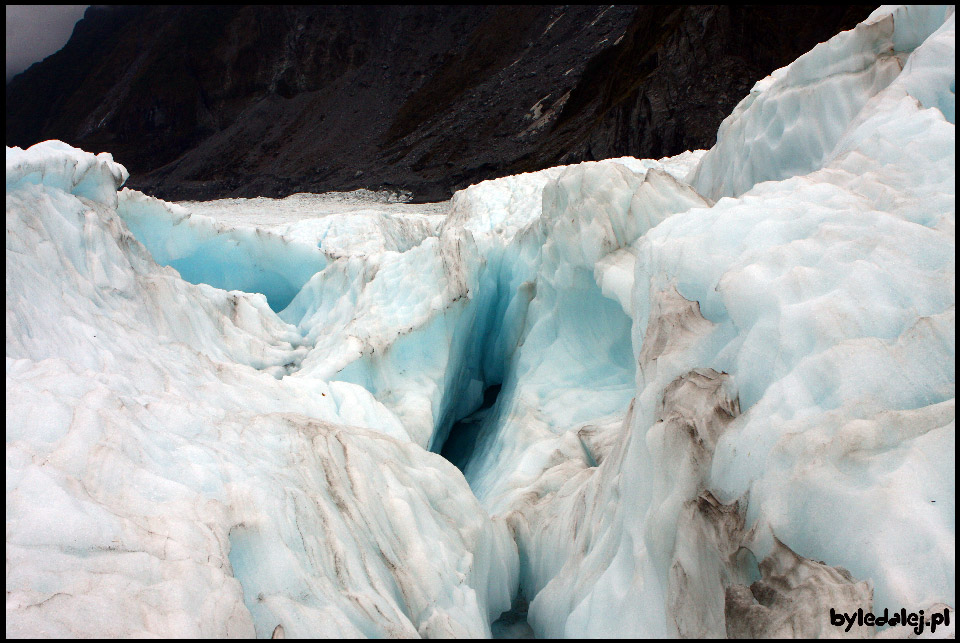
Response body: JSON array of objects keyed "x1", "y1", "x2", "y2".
[{"x1": 6, "y1": 5, "x2": 874, "y2": 202}]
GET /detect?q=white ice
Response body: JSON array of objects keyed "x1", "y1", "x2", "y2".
[
  {"x1": 5, "y1": 4, "x2": 955, "y2": 639},
  {"x1": 6, "y1": 144, "x2": 516, "y2": 637}
]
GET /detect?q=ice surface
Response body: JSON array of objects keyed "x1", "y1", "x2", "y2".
[
  {"x1": 687, "y1": 5, "x2": 955, "y2": 201},
  {"x1": 7, "y1": 142, "x2": 516, "y2": 637},
  {"x1": 5, "y1": 4, "x2": 955, "y2": 639},
  {"x1": 514, "y1": 5, "x2": 955, "y2": 638},
  {"x1": 6, "y1": 140, "x2": 128, "y2": 208}
]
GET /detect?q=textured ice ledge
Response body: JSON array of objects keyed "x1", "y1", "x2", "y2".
[{"x1": 6, "y1": 140, "x2": 129, "y2": 208}]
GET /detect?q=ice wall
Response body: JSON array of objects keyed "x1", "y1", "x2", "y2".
[
  {"x1": 117, "y1": 189, "x2": 328, "y2": 313},
  {"x1": 513, "y1": 5, "x2": 955, "y2": 638},
  {"x1": 460, "y1": 162, "x2": 710, "y2": 510}
]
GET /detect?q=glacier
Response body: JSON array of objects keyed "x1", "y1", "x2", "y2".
[{"x1": 5, "y1": 5, "x2": 955, "y2": 639}]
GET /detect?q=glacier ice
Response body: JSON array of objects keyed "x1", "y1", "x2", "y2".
[
  {"x1": 5, "y1": 4, "x2": 955, "y2": 639},
  {"x1": 687, "y1": 5, "x2": 956, "y2": 201},
  {"x1": 6, "y1": 142, "x2": 516, "y2": 637},
  {"x1": 116, "y1": 189, "x2": 329, "y2": 313}
]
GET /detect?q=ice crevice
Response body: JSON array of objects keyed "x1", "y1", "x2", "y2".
[
  {"x1": 5, "y1": 5, "x2": 956, "y2": 638},
  {"x1": 116, "y1": 189, "x2": 329, "y2": 314}
]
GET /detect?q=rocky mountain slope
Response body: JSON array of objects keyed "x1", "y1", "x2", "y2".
[{"x1": 6, "y1": 5, "x2": 873, "y2": 201}]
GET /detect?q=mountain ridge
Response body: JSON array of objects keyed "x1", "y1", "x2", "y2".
[{"x1": 6, "y1": 5, "x2": 874, "y2": 202}]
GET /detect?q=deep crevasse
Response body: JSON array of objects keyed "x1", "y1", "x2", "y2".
[{"x1": 5, "y1": 5, "x2": 955, "y2": 639}]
